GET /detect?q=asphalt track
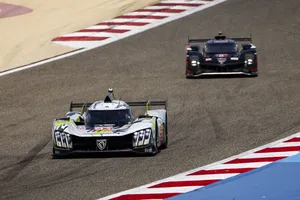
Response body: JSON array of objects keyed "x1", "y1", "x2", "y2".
[{"x1": 1, "y1": 0, "x2": 300, "y2": 199}]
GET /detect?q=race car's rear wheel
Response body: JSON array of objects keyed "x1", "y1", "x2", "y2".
[{"x1": 250, "y1": 71, "x2": 258, "y2": 77}]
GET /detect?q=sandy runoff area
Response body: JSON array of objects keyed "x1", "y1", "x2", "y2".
[{"x1": 0, "y1": 0, "x2": 159, "y2": 72}]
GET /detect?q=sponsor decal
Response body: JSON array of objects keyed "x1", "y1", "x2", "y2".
[
  {"x1": 215, "y1": 54, "x2": 228, "y2": 58},
  {"x1": 96, "y1": 139, "x2": 107, "y2": 151},
  {"x1": 94, "y1": 126, "x2": 112, "y2": 131},
  {"x1": 213, "y1": 40, "x2": 229, "y2": 43},
  {"x1": 93, "y1": 126, "x2": 113, "y2": 134}
]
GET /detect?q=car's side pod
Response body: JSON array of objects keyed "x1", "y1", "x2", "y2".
[
  {"x1": 241, "y1": 43, "x2": 256, "y2": 51},
  {"x1": 186, "y1": 45, "x2": 201, "y2": 53},
  {"x1": 240, "y1": 44, "x2": 257, "y2": 55}
]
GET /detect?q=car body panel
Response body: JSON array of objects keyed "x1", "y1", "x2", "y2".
[
  {"x1": 185, "y1": 32, "x2": 258, "y2": 78},
  {"x1": 52, "y1": 89, "x2": 168, "y2": 157}
]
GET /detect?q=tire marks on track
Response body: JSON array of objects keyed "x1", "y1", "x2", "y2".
[
  {"x1": 1, "y1": 159, "x2": 102, "y2": 199},
  {"x1": 1, "y1": 136, "x2": 51, "y2": 182},
  {"x1": 206, "y1": 109, "x2": 227, "y2": 140}
]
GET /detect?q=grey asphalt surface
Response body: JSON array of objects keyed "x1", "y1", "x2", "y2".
[{"x1": 1, "y1": 0, "x2": 300, "y2": 199}]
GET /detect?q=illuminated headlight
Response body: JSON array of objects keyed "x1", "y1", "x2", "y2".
[
  {"x1": 191, "y1": 60, "x2": 198, "y2": 66},
  {"x1": 54, "y1": 131, "x2": 72, "y2": 148},
  {"x1": 133, "y1": 128, "x2": 151, "y2": 147},
  {"x1": 247, "y1": 59, "x2": 253, "y2": 65}
]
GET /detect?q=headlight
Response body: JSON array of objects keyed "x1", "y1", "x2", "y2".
[
  {"x1": 133, "y1": 128, "x2": 151, "y2": 147},
  {"x1": 247, "y1": 59, "x2": 253, "y2": 65},
  {"x1": 54, "y1": 131, "x2": 72, "y2": 148}
]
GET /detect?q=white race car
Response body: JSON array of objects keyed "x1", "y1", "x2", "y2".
[{"x1": 52, "y1": 89, "x2": 168, "y2": 157}]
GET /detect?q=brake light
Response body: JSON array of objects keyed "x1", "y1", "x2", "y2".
[
  {"x1": 252, "y1": 66, "x2": 258, "y2": 72},
  {"x1": 186, "y1": 69, "x2": 192, "y2": 73},
  {"x1": 186, "y1": 59, "x2": 189, "y2": 64},
  {"x1": 255, "y1": 57, "x2": 258, "y2": 61}
]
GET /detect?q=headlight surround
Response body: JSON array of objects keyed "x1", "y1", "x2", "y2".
[
  {"x1": 133, "y1": 128, "x2": 151, "y2": 147},
  {"x1": 54, "y1": 130, "x2": 72, "y2": 148}
]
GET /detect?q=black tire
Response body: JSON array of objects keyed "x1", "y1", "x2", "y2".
[
  {"x1": 52, "y1": 147, "x2": 60, "y2": 159},
  {"x1": 185, "y1": 73, "x2": 194, "y2": 79},
  {"x1": 52, "y1": 147, "x2": 68, "y2": 159},
  {"x1": 250, "y1": 71, "x2": 258, "y2": 77}
]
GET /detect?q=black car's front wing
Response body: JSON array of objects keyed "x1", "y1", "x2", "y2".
[{"x1": 186, "y1": 61, "x2": 258, "y2": 77}]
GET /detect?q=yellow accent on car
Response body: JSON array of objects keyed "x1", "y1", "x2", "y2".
[
  {"x1": 75, "y1": 116, "x2": 81, "y2": 122},
  {"x1": 55, "y1": 120, "x2": 74, "y2": 127},
  {"x1": 146, "y1": 100, "x2": 151, "y2": 112},
  {"x1": 94, "y1": 129, "x2": 112, "y2": 134}
]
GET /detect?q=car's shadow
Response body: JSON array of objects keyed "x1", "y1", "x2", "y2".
[
  {"x1": 187, "y1": 74, "x2": 257, "y2": 79},
  {"x1": 52, "y1": 152, "x2": 158, "y2": 159}
]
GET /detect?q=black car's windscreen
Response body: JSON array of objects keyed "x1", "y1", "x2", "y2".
[
  {"x1": 205, "y1": 43, "x2": 237, "y2": 54},
  {"x1": 86, "y1": 109, "x2": 132, "y2": 127}
]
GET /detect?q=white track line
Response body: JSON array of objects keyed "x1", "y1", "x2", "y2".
[
  {"x1": 123, "y1": 12, "x2": 176, "y2": 17},
  {"x1": 273, "y1": 141, "x2": 300, "y2": 147},
  {"x1": 61, "y1": 32, "x2": 121, "y2": 37},
  {"x1": 241, "y1": 151, "x2": 299, "y2": 158},
  {"x1": 128, "y1": 186, "x2": 201, "y2": 194},
  {"x1": 166, "y1": 174, "x2": 238, "y2": 181},
  {"x1": 85, "y1": 25, "x2": 136, "y2": 30}
]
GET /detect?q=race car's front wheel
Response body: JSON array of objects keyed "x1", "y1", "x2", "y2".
[{"x1": 52, "y1": 147, "x2": 70, "y2": 159}]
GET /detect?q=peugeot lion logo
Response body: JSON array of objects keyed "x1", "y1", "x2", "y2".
[
  {"x1": 217, "y1": 58, "x2": 226, "y2": 64},
  {"x1": 96, "y1": 139, "x2": 107, "y2": 151}
]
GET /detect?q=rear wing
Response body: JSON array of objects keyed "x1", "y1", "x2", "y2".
[
  {"x1": 69, "y1": 100, "x2": 167, "y2": 112},
  {"x1": 188, "y1": 34, "x2": 252, "y2": 44},
  {"x1": 69, "y1": 102, "x2": 92, "y2": 112},
  {"x1": 127, "y1": 100, "x2": 167, "y2": 112}
]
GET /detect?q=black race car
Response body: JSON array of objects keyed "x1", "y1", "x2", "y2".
[{"x1": 185, "y1": 32, "x2": 258, "y2": 78}]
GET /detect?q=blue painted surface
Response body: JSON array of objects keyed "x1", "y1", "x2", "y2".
[
  {"x1": 278, "y1": 153, "x2": 300, "y2": 162},
  {"x1": 169, "y1": 153, "x2": 300, "y2": 200}
]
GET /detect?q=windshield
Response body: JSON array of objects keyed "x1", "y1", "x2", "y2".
[
  {"x1": 205, "y1": 43, "x2": 237, "y2": 54},
  {"x1": 86, "y1": 109, "x2": 132, "y2": 127}
]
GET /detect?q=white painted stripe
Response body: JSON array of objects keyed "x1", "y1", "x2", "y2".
[
  {"x1": 273, "y1": 141, "x2": 300, "y2": 147},
  {"x1": 123, "y1": 11, "x2": 176, "y2": 17},
  {"x1": 128, "y1": 186, "x2": 201, "y2": 194},
  {"x1": 144, "y1": 6, "x2": 172, "y2": 10},
  {"x1": 145, "y1": 5, "x2": 197, "y2": 10},
  {"x1": 106, "y1": 18, "x2": 159, "y2": 23},
  {"x1": 160, "y1": 0, "x2": 209, "y2": 4},
  {"x1": 166, "y1": 173, "x2": 239, "y2": 181},
  {"x1": 61, "y1": 32, "x2": 120, "y2": 37},
  {"x1": 52, "y1": 41, "x2": 105, "y2": 49},
  {"x1": 85, "y1": 25, "x2": 136, "y2": 30},
  {"x1": 210, "y1": 162, "x2": 271, "y2": 170},
  {"x1": 97, "y1": 132, "x2": 300, "y2": 200},
  {"x1": 170, "y1": 5, "x2": 201, "y2": 9},
  {"x1": 241, "y1": 151, "x2": 299, "y2": 158}
]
